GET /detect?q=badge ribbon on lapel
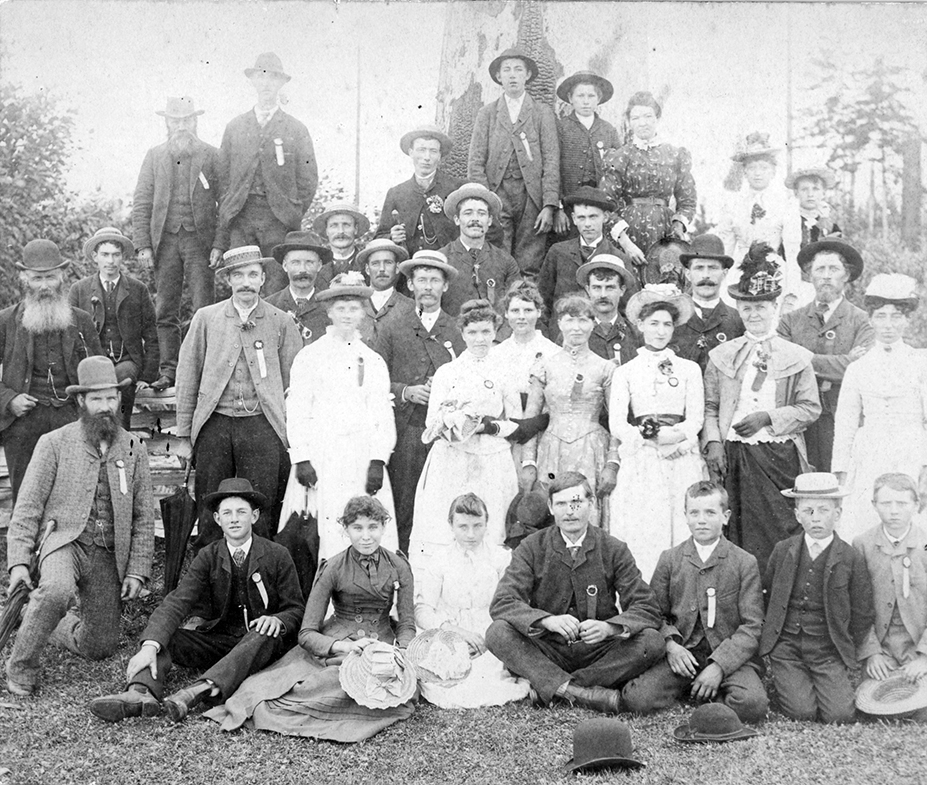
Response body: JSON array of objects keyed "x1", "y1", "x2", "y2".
[
  {"x1": 116, "y1": 459, "x2": 127, "y2": 495},
  {"x1": 706, "y1": 587, "x2": 716, "y2": 628},
  {"x1": 252, "y1": 572, "x2": 269, "y2": 609},
  {"x1": 254, "y1": 340, "x2": 268, "y2": 378}
]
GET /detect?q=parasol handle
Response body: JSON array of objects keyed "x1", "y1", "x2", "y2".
[{"x1": 37, "y1": 519, "x2": 57, "y2": 552}]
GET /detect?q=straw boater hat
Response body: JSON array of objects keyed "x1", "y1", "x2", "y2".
[
  {"x1": 785, "y1": 166, "x2": 837, "y2": 190},
  {"x1": 82, "y1": 226, "x2": 134, "y2": 261},
  {"x1": 489, "y1": 47, "x2": 538, "y2": 84},
  {"x1": 339, "y1": 642, "x2": 418, "y2": 709},
  {"x1": 399, "y1": 124, "x2": 453, "y2": 157},
  {"x1": 678, "y1": 233, "x2": 734, "y2": 270},
  {"x1": 219, "y1": 245, "x2": 273, "y2": 275},
  {"x1": 405, "y1": 629, "x2": 472, "y2": 687},
  {"x1": 864, "y1": 273, "x2": 919, "y2": 310},
  {"x1": 244, "y1": 52, "x2": 290, "y2": 82},
  {"x1": 780, "y1": 472, "x2": 850, "y2": 500},
  {"x1": 625, "y1": 284, "x2": 695, "y2": 326},
  {"x1": 673, "y1": 704, "x2": 759, "y2": 744},
  {"x1": 796, "y1": 238, "x2": 863, "y2": 283},
  {"x1": 16, "y1": 239, "x2": 70, "y2": 272},
  {"x1": 576, "y1": 254, "x2": 636, "y2": 290},
  {"x1": 65, "y1": 356, "x2": 131, "y2": 397},
  {"x1": 561, "y1": 186, "x2": 615, "y2": 214},
  {"x1": 727, "y1": 242, "x2": 783, "y2": 302},
  {"x1": 202, "y1": 477, "x2": 267, "y2": 512},
  {"x1": 356, "y1": 238, "x2": 409, "y2": 268},
  {"x1": 443, "y1": 183, "x2": 503, "y2": 221},
  {"x1": 155, "y1": 96, "x2": 204, "y2": 119},
  {"x1": 563, "y1": 719, "x2": 645, "y2": 773},
  {"x1": 556, "y1": 70, "x2": 614, "y2": 104},
  {"x1": 312, "y1": 202, "x2": 371, "y2": 236},
  {"x1": 397, "y1": 249, "x2": 458, "y2": 280},
  {"x1": 316, "y1": 271, "x2": 373, "y2": 302},
  {"x1": 731, "y1": 131, "x2": 780, "y2": 163},
  {"x1": 271, "y1": 230, "x2": 332, "y2": 266},
  {"x1": 856, "y1": 672, "x2": 927, "y2": 716}
]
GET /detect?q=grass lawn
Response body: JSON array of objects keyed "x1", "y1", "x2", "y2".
[{"x1": 2, "y1": 540, "x2": 926, "y2": 785}]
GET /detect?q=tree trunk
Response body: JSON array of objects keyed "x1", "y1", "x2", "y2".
[{"x1": 901, "y1": 136, "x2": 922, "y2": 250}]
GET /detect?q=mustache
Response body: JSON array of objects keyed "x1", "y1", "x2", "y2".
[
  {"x1": 291, "y1": 272, "x2": 315, "y2": 281},
  {"x1": 332, "y1": 234, "x2": 353, "y2": 241},
  {"x1": 696, "y1": 279, "x2": 716, "y2": 286},
  {"x1": 234, "y1": 286, "x2": 258, "y2": 294},
  {"x1": 80, "y1": 408, "x2": 120, "y2": 443},
  {"x1": 467, "y1": 221, "x2": 484, "y2": 228}
]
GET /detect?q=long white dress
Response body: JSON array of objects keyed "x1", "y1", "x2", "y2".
[
  {"x1": 608, "y1": 347, "x2": 708, "y2": 582},
  {"x1": 283, "y1": 329, "x2": 399, "y2": 560},
  {"x1": 832, "y1": 341, "x2": 927, "y2": 542},
  {"x1": 413, "y1": 541, "x2": 530, "y2": 708}
]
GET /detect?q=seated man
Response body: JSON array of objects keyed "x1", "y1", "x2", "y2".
[
  {"x1": 623, "y1": 481, "x2": 767, "y2": 723},
  {"x1": 89, "y1": 478, "x2": 303, "y2": 723},
  {"x1": 486, "y1": 471, "x2": 663, "y2": 714}
]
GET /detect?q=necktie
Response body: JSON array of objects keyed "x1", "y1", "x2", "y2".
[
  {"x1": 470, "y1": 248, "x2": 481, "y2": 293},
  {"x1": 809, "y1": 542, "x2": 822, "y2": 561},
  {"x1": 295, "y1": 297, "x2": 309, "y2": 311},
  {"x1": 580, "y1": 244, "x2": 595, "y2": 261},
  {"x1": 750, "y1": 203, "x2": 766, "y2": 224},
  {"x1": 106, "y1": 281, "x2": 115, "y2": 294},
  {"x1": 814, "y1": 301, "x2": 828, "y2": 326},
  {"x1": 568, "y1": 545, "x2": 581, "y2": 564},
  {"x1": 359, "y1": 556, "x2": 375, "y2": 575},
  {"x1": 232, "y1": 548, "x2": 245, "y2": 569}
]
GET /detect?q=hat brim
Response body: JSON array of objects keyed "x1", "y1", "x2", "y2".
[
  {"x1": 679, "y1": 252, "x2": 735, "y2": 270},
  {"x1": 727, "y1": 284, "x2": 781, "y2": 302},
  {"x1": 731, "y1": 148, "x2": 780, "y2": 162},
  {"x1": 82, "y1": 234, "x2": 135, "y2": 261},
  {"x1": 357, "y1": 242, "x2": 410, "y2": 268},
  {"x1": 244, "y1": 68, "x2": 291, "y2": 82},
  {"x1": 556, "y1": 73, "x2": 614, "y2": 105},
  {"x1": 202, "y1": 489, "x2": 268, "y2": 511},
  {"x1": 398, "y1": 258, "x2": 458, "y2": 280},
  {"x1": 316, "y1": 285, "x2": 374, "y2": 302},
  {"x1": 400, "y1": 129, "x2": 453, "y2": 156},
  {"x1": 576, "y1": 260, "x2": 636, "y2": 290},
  {"x1": 672, "y1": 724, "x2": 759, "y2": 743},
  {"x1": 406, "y1": 629, "x2": 472, "y2": 686},
  {"x1": 312, "y1": 210, "x2": 371, "y2": 236},
  {"x1": 15, "y1": 259, "x2": 71, "y2": 272},
  {"x1": 796, "y1": 240, "x2": 863, "y2": 283},
  {"x1": 780, "y1": 487, "x2": 850, "y2": 499},
  {"x1": 219, "y1": 257, "x2": 275, "y2": 275},
  {"x1": 626, "y1": 291, "x2": 695, "y2": 327},
  {"x1": 562, "y1": 193, "x2": 616, "y2": 214},
  {"x1": 271, "y1": 243, "x2": 333, "y2": 265},
  {"x1": 443, "y1": 187, "x2": 503, "y2": 221},
  {"x1": 489, "y1": 53, "x2": 539, "y2": 84},
  {"x1": 155, "y1": 110, "x2": 205, "y2": 118},
  {"x1": 65, "y1": 378, "x2": 132, "y2": 396},
  {"x1": 339, "y1": 650, "x2": 418, "y2": 709},
  {"x1": 785, "y1": 168, "x2": 836, "y2": 190},
  {"x1": 856, "y1": 673, "x2": 927, "y2": 715},
  {"x1": 564, "y1": 756, "x2": 645, "y2": 773}
]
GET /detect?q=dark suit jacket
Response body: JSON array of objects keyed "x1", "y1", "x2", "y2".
[
  {"x1": 586, "y1": 316, "x2": 640, "y2": 366},
  {"x1": 490, "y1": 524, "x2": 662, "y2": 637},
  {"x1": 68, "y1": 274, "x2": 159, "y2": 383},
  {"x1": 0, "y1": 303, "x2": 103, "y2": 432},
  {"x1": 141, "y1": 535, "x2": 304, "y2": 647},
  {"x1": 673, "y1": 301, "x2": 745, "y2": 374},
  {"x1": 216, "y1": 109, "x2": 318, "y2": 250},
  {"x1": 438, "y1": 239, "x2": 521, "y2": 317},
  {"x1": 131, "y1": 138, "x2": 221, "y2": 255},
  {"x1": 760, "y1": 533, "x2": 875, "y2": 669},
  {"x1": 374, "y1": 170, "x2": 464, "y2": 256},
  {"x1": 557, "y1": 112, "x2": 621, "y2": 196},
  {"x1": 264, "y1": 287, "x2": 331, "y2": 346},
  {"x1": 360, "y1": 289, "x2": 412, "y2": 346}
]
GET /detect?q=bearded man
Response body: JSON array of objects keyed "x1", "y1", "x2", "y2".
[
  {"x1": 5, "y1": 357, "x2": 154, "y2": 696},
  {"x1": 0, "y1": 240, "x2": 103, "y2": 503}
]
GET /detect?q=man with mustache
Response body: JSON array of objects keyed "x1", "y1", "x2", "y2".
[
  {"x1": 0, "y1": 240, "x2": 103, "y2": 504},
  {"x1": 313, "y1": 202, "x2": 370, "y2": 286},
  {"x1": 577, "y1": 255, "x2": 640, "y2": 365},
  {"x1": 358, "y1": 238, "x2": 411, "y2": 345},
  {"x1": 132, "y1": 97, "x2": 221, "y2": 392},
  {"x1": 265, "y1": 231, "x2": 333, "y2": 346},
  {"x1": 173, "y1": 246, "x2": 302, "y2": 548},
  {"x1": 5, "y1": 356, "x2": 153, "y2": 696},
  {"x1": 437, "y1": 183, "x2": 520, "y2": 318}
]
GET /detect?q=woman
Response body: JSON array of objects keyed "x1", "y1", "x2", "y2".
[
  {"x1": 413, "y1": 493, "x2": 530, "y2": 708},
  {"x1": 205, "y1": 496, "x2": 417, "y2": 742},
  {"x1": 520, "y1": 295, "x2": 618, "y2": 525},
  {"x1": 409, "y1": 299, "x2": 520, "y2": 561},
  {"x1": 832, "y1": 273, "x2": 927, "y2": 541},
  {"x1": 609, "y1": 285, "x2": 708, "y2": 580},
  {"x1": 599, "y1": 91, "x2": 697, "y2": 287},
  {"x1": 281, "y1": 272, "x2": 398, "y2": 560}
]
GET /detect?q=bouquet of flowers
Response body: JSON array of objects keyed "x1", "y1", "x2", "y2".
[{"x1": 422, "y1": 399, "x2": 482, "y2": 444}]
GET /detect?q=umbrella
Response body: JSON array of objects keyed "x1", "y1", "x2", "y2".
[
  {"x1": 160, "y1": 462, "x2": 196, "y2": 595},
  {"x1": 0, "y1": 519, "x2": 56, "y2": 652},
  {"x1": 275, "y1": 487, "x2": 320, "y2": 601}
]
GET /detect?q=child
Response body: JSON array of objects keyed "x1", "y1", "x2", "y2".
[
  {"x1": 760, "y1": 472, "x2": 875, "y2": 723},
  {"x1": 623, "y1": 481, "x2": 767, "y2": 723}
]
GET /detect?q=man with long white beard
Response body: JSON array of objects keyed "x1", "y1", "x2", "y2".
[
  {"x1": 0, "y1": 239, "x2": 103, "y2": 503},
  {"x1": 5, "y1": 356, "x2": 154, "y2": 696}
]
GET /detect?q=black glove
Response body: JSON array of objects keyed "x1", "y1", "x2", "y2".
[
  {"x1": 365, "y1": 460, "x2": 385, "y2": 495},
  {"x1": 506, "y1": 413, "x2": 551, "y2": 444},
  {"x1": 479, "y1": 416, "x2": 501, "y2": 436},
  {"x1": 295, "y1": 460, "x2": 317, "y2": 488}
]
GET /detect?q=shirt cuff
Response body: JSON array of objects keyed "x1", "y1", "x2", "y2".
[{"x1": 141, "y1": 640, "x2": 161, "y2": 653}]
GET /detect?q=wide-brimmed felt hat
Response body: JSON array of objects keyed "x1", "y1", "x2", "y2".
[
  {"x1": 856, "y1": 673, "x2": 927, "y2": 716},
  {"x1": 673, "y1": 704, "x2": 760, "y2": 744},
  {"x1": 398, "y1": 249, "x2": 458, "y2": 280},
  {"x1": 728, "y1": 242, "x2": 782, "y2": 302},
  {"x1": 219, "y1": 245, "x2": 273, "y2": 275},
  {"x1": 576, "y1": 254, "x2": 636, "y2": 290},
  {"x1": 443, "y1": 183, "x2": 503, "y2": 221},
  {"x1": 785, "y1": 166, "x2": 837, "y2": 190},
  {"x1": 316, "y1": 271, "x2": 374, "y2": 302},
  {"x1": 357, "y1": 238, "x2": 409, "y2": 268},
  {"x1": 504, "y1": 488, "x2": 552, "y2": 549},
  {"x1": 271, "y1": 231, "x2": 332, "y2": 265},
  {"x1": 65, "y1": 356, "x2": 131, "y2": 396},
  {"x1": 82, "y1": 226, "x2": 134, "y2": 261},
  {"x1": 406, "y1": 629, "x2": 472, "y2": 687},
  {"x1": 489, "y1": 47, "x2": 538, "y2": 85},
  {"x1": 731, "y1": 131, "x2": 780, "y2": 163},
  {"x1": 796, "y1": 239, "x2": 863, "y2": 282},
  {"x1": 202, "y1": 477, "x2": 268, "y2": 512},
  {"x1": 244, "y1": 52, "x2": 291, "y2": 82},
  {"x1": 564, "y1": 719, "x2": 645, "y2": 773},
  {"x1": 780, "y1": 472, "x2": 849, "y2": 499},
  {"x1": 557, "y1": 70, "x2": 614, "y2": 104},
  {"x1": 339, "y1": 643, "x2": 418, "y2": 709},
  {"x1": 562, "y1": 186, "x2": 615, "y2": 214},
  {"x1": 626, "y1": 284, "x2": 695, "y2": 326},
  {"x1": 16, "y1": 239, "x2": 70, "y2": 272},
  {"x1": 400, "y1": 124, "x2": 453, "y2": 157},
  {"x1": 679, "y1": 234, "x2": 734, "y2": 269},
  {"x1": 155, "y1": 96, "x2": 204, "y2": 119},
  {"x1": 864, "y1": 273, "x2": 919, "y2": 308},
  {"x1": 312, "y1": 202, "x2": 371, "y2": 236}
]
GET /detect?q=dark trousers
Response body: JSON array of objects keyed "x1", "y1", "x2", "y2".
[
  {"x1": 228, "y1": 195, "x2": 290, "y2": 295},
  {"x1": 486, "y1": 620, "x2": 663, "y2": 704},
  {"x1": 155, "y1": 228, "x2": 215, "y2": 380},
  {"x1": 387, "y1": 421, "x2": 431, "y2": 553},
  {"x1": 193, "y1": 413, "x2": 288, "y2": 546},
  {"x1": 113, "y1": 359, "x2": 138, "y2": 431},
  {"x1": 3, "y1": 402, "x2": 77, "y2": 504},
  {"x1": 804, "y1": 411, "x2": 835, "y2": 473},
  {"x1": 130, "y1": 628, "x2": 288, "y2": 701},
  {"x1": 496, "y1": 177, "x2": 547, "y2": 279}
]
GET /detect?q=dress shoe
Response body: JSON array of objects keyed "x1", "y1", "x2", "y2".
[
  {"x1": 150, "y1": 375, "x2": 174, "y2": 392},
  {"x1": 6, "y1": 678, "x2": 33, "y2": 697},
  {"x1": 557, "y1": 683, "x2": 622, "y2": 714},
  {"x1": 90, "y1": 689, "x2": 161, "y2": 722},
  {"x1": 163, "y1": 681, "x2": 213, "y2": 723}
]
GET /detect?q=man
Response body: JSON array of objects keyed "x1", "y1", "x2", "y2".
[
  {"x1": 0, "y1": 239, "x2": 103, "y2": 503},
  {"x1": 375, "y1": 125, "x2": 463, "y2": 256},
  {"x1": 576, "y1": 255, "x2": 639, "y2": 365},
  {"x1": 174, "y1": 246, "x2": 302, "y2": 546},
  {"x1": 437, "y1": 183, "x2": 520, "y2": 317},
  {"x1": 487, "y1": 471, "x2": 663, "y2": 714},
  {"x1": 89, "y1": 478, "x2": 303, "y2": 723},
  {"x1": 703, "y1": 242, "x2": 821, "y2": 572},
  {"x1": 675, "y1": 234, "x2": 745, "y2": 374},
  {"x1": 216, "y1": 53, "x2": 318, "y2": 295},
  {"x1": 468, "y1": 47, "x2": 560, "y2": 278},
  {"x1": 6, "y1": 357, "x2": 153, "y2": 696},
  {"x1": 132, "y1": 96, "x2": 221, "y2": 391},
  {"x1": 265, "y1": 230, "x2": 333, "y2": 345},
  {"x1": 69, "y1": 227, "x2": 159, "y2": 429},
  {"x1": 313, "y1": 202, "x2": 370, "y2": 287},
  {"x1": 357, "y1": 238, "x2": 411, "y2": 345},
  {"x1": 374, "y1": 251, "x2": 465, "y2": 553},
  {"x1": 777, "y1": 239, "x2": 872, "y2": 472}
]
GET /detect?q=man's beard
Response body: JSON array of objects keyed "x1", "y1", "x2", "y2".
[
  {"x1": 21, "y1": 288, "x2": 73, "y2": 334},
  {"x1": 80, "y1": 406, "x2": 121, "y2": 445},
  {"x1": 168, "y1": 129, "x2": 197, "y2": 157}
]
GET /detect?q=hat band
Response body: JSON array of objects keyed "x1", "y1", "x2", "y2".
[{"x1": 791, "y1": 486, "x2": 842, "y2": 496}]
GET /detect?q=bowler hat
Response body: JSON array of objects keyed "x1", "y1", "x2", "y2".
[
  {"x1": 357, "y1": 238, "x2": 409, "y2": 268},
  {"x1": 155, "y1": 96, "x2": 204, "y2": 119},
  {"x1": 564, "y1": 719, "x2": 645, "y2": 773},
  {"x1": 316, "y1": 271, "x2": 374, "y2": 302},
  {"x1": 626, "y1": 284, "x2": 695, "y2": 326},
  {"x1": 339, "y1": 642, "x2": 417, "y2": 709},
  {"x1": 400, "y1": 125, "x2": 453, "y2": 157},
  {"x1": 556, "y1": 70, "x2": 614, "y2": 105},
  {"x1": 796, "y1": 239, "x2": 863, "y2": 283},
  {"x1": 731, "y1": 131, "x2": 780, "y2": 163},
  {"x1": 856, "y1": 672, "x2": 927, "y2": 716},
  {"x1": 312, "y1": 203, "x2": 371, "y2": 236},
  {"x1": 203, "y1": 477, "x2": 268, "y2": 512},
  {"x1": 562, "y1": 186, "x2": 615, "y2": 214},
  {"x1": 443, "y1": 183, "x2": 503, "y2": 221},
  {"x1": 65, "y1": 356, "x2": 131, "y2": 396},
  {"x1": 576, "y1": 254, "x2": 636, "y2": 290},
  {"x1": 244, "y1": 52, "x2": 291, "y2": 82},
  {"x1": 727, "y1": 242, "x2": 782, "y2": 302},
  {"x1": 398, "y1": 250, "x2": 458, "y2": 281},
  {"x1": 219, "y1": 245, "x2": 273, "y2": 275},
  {"x1": 679, "y1": 233, "x2": 734, "y2": 269},
  {"x1": 271, "y1": 231, "x2": 332, "y2": 265},
  {"x1": 673, "y1": 704, "x2": 759, "y2": 743},
  {"x1": 785, "y1": 166, "x2": 836, "y2": 190},
  {"x1": 489, "y1": 48, "x2": 538, "y2": 85},
  {"x1": 82, "y1": 227, "x2": 134, "y2": 261},
  {"x1": 780, "y1": 472, "x2": 849, "y2": 499},
  {"x1": 16, "y1": 239, "x2": 70, "y2": 272}
]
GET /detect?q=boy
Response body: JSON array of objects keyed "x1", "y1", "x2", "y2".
[
  {"x1": 760, "y1": 472, "x2": 875, "y2": 723},
  {"x1": 623, "y1": 481, "x2": 767, "y2": 723}
]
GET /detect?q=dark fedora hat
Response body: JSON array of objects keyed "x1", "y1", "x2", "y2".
[
  {"x1": 673, "y1": 704, "x2": 759, "y2": 744},
  {"x1": 16, "y1": 239, "x2": 70, "y2": 272},
  {"x1": 679, "y1": 233, "x2": 734, "y2": 269},
  {"x1": 504, "y1": 488, "x2": 551, "y2": 548},
  {"x1": 562, "y1": 186, "x2": 615, "y2": 214},
  {"x1": 400, "y1": 124, "x2": 454, "y2": 157},
  {"x1": 244, "y1": 52, "x2": 291, "y2": 82},
  {"x1": 728, "y1": 242, "x2": 782, "y2": 302},
  {"x1": 564, "y1": 719, "x2": 645, "y2": 773},
  {"x1": 65, "y1": 356, "x2": 131, "y2": 396},
  {"x1": 203, "y1": 478, "x2": 268, "y2": 512},
  {"x1": 557, "y1": 70, "x2": 614, "y2": 105},
  {"x1": 271, "y1": 231, "x2": 333, "y2": 265},
  {"x1": 796, "y1": 238, "x2": 863, "y2": 283},
  {"x1": 489, "y1": 48, "x2": 538, "y2": 85},
  {"x1": 155, "y1": 96, "x2": 204, "y2": 119}
]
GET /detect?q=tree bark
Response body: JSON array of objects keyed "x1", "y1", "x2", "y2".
[{"x1": 901, "y1": 136, "x2": 922, "y2": 250}]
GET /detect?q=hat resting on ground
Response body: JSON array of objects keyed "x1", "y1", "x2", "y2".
[
  {"x1": 244, "y1": 52, "x2": 290, "y2": 82},
  {"x1": 219, "y1": 245, "x2": 273, "y2": 275},
  {"x1": 562, "y1": 186, "x2": 615, "y2": 214},
  {"x1": 678, "y1": 233, "x2": 734, "y2": 269},
  {"x1": 564, "y1": 719, "x2": 645, "y2": 772},
  {"x1": 400, "y1": 125, "x2": 453, "y2": 157},
  {"x1": 271, "y1": 231, "x2": 333, "y2": 265},
  {"x1": 316, "y1": 271, "x2": 374, "y2": 302},
  {"x1": 65, "y1": 356, "x2": 131, "y2": 396},
  {"x1": 576, "y1": 254, "x2": 636, "y2": 290},
  {"x1": 16, "y1": 239, "x2": 70, "y2": 272},
  {"x1": 780, "y1": 472, "x2": 850, "y2": 499},
  {"x1": 626, "y1": 284, "x2": 695, "y2": 326},
  {"x1": 339, "y1": 643, "x2": 418, "y2": 709},
  {"x1": 673, "y1": 704, "x2": 760, "y2": 743},
  {"x1": 489, "y1": 48, "x2": 538, "y2": 84},
  {"x1": 727, "y1": 242, "x2": 783, "y2": 302},
  {"x1": 405, "y1": 629, "x2": 472, "y2": 687},
  {"x1": 82, "y1": 227, "x2": 134, "y2": 261},
  {"x1": 557, "y1": 71, "x2": 614, "y2": 104},
  {"x1": 443, "y1": 183, "x2": 503, "y2": 221},
  {"x1": 155, "y1": 96, "x2": 204, "y2": 119},
  {"x1": 312, "y1": 202, "x2": 371, "y2": 236},
  {"x1": 202, "y1": 478, "x2": 268, "y2": 512},
  {"x1": 356, "y1": 238, "x2": 409, "y2": 268},
  {"x1": 397, "y1": 249, "x2": 458, "y2": 280},
  {"x1": 856, "y1": 672, "x2": 927, "y2": 716}
]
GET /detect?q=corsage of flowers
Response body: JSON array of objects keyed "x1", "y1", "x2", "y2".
[
  {"x1": 639, "y1": 416, "x2": 662, "y2": 440},
  {"x1": 426, "y1": 194, "x2": 444, "y2": 214},
  {"x1": 657, "y1": 357, "x2": 679, "y2": 388},
  {"x1": 239, "y1": 319, "x2": 256, "y2": 332}
]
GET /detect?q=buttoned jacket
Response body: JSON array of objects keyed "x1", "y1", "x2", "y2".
[
  {"x1": 587, "y1": 316, "x2": 640, "y2": 366},
  {"x1": 557, "y1": 112, "x2": 621, "y2": 196},
  {"x1": 438, "y1": 239, "x2": 521, "y2": 317},
  {"x1": 672, "y1": 301, "x2": 745, "y2": 374},
  {"x1": 361, "y1": 290, "x2": 413, "y2": 346},
  {"x1": 374, "y1": 170, "x2": 464, "y2": 256},
  {"x1": 265, "y1": 287, "x2": 330, "y2": 347}
]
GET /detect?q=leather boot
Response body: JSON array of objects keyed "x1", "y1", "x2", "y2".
[
  {"x1": 163, "y1": 680, "x2": 213, "y2": 723},
  {"x1": 90, "y1": 687, "x2": 161, "y2": 722},
  {"x1": 557, "y1": 683, "x2": 622, "y2": 714}
]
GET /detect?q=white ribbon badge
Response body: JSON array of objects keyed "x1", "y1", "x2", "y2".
[
  {"x1": 274, "y1": 138, "x2": 285, "y2": 166},
  {"x1": 443, "y1": 340, "x2": 457, "y2": 361},
  {"x1": 198, "y1": 171, "x2": 210, "y2": 190},
  {"x1": 706, "y1": 587, "x2": 716, "y2": 628},
  {"x1": 903, "y1": 556, "x2": 911, "y2": 599},
  {"x1": 254, "y1": 340, "x2": 268, "y2": 379},
  {"x1": 252, "y1": 572, "x2": 269, "y2": 609},
  {"x1": 519, "y1": 131, "x2": 533, "y2": 162},
  {"x1": 116, "y1": 459, "x2": 128, "y2": 495}
]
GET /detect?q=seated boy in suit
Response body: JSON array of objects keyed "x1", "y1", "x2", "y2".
[{"x1": 623, "y1": 481, "x2": 767, "y2": 722}]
